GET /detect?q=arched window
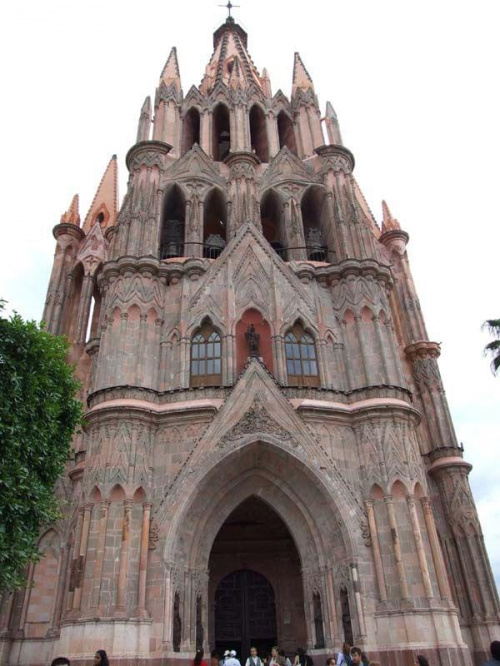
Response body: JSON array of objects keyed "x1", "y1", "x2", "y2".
[
  {"x1": 249, "y1": 105, "x2": 269, "y2": 162},
  {"x1": 260, "y1": 189, "x2": 287, "y2": 259},
  {"x1": 160, "y1": 185, "x2": 185, "y2": 259},
  {"x1": 285, "y1": 323, "x2": 319, "y2": 386},
  {"x1": 190, "y1": 322, "x2": 222, "y2": 386},
  {"x1": 301, "y1": 186, "x2": 328, "y2": 261},
  {"x1": 212, "y1": 103, "x2": 231, "y2": 161},
  {"x1": 203, "y1": 188, "x2": 227, "y2": 258},
  {"x1": 277, "y1": 111, "x2": 297, "y2": 154},
  {"x1": 182, "y1": 107, "x2": 201, "y2": 155}
]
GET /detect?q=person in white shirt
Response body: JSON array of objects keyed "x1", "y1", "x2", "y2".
[
  {"x1": 336, "y1": 643, "x2": 352, "y2": 666},
  {"x1": 225, "y1": 650, "x2": 241, "y2": 666},
  {"x1": 245, "y1": 647, "x2": 263, "y2": 666}
]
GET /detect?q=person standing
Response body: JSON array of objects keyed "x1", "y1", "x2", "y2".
[
  {"x1": 350, "y1": 648, "x2": 367, "y2": 666},
  {"x1": 294, "y1": 648, "x2": 313, "y2": 666},
  {"x1": 192, "y1": 650, "x2": 208, "y2": 666},
  {"x1": 279, "y1": 649, "x2": 292, "y2": 666},
  {"x1": 94, "y1": 651, "x2": 109, "y2": 666},
  {"x1": 246, "y1": 646, "x2": 264, "y2": 666},
  {"x1": 225, "y1": 650, "x2": 242, "y2": 666},
  {"x1": 481, "y1": 642, "x2": 500, "y2": 666},
  {"x1": 336, "y1": 643, "x2": 352, "y2": 666},
  {"x1": 415, "y1": 657, "x2": 429, "y2": 666}
]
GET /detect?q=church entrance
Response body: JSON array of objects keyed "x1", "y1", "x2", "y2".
[
  {"x1": 214, "y1": 569, "x2": 277, "y2": 659},
  {"x1": 209, "y1": 496, "x2": 307, "y2": 660}
]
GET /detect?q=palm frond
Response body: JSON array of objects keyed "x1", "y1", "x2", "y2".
[{"x1": 482, "y1": 319, "x2": 500, "y2": 337}]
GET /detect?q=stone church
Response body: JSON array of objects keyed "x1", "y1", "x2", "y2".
[{"x1": 1, "y1": 12, "x2": 499, "y2": 666}]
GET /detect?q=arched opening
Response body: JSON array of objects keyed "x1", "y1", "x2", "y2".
[
  {"x1": 284, "y1": 321, "x2": 320, "y2": 387},
  {"x1": 95, "y1": 212, "x2": 105, "y2": 226},
  {"x1": 277, "y1": 111, "x2": 297, "y2": 155},
  {"x1": 160, "y1": 185, "x2": 185, "y2": 259},
  {"x1": 260, "y1": 190, "x2": 287, "y2": 260},
  {"x1": 210, "y1": 496, "x2": 305, "y2": 658},
  {"x1": 235, "y1": 309, "x2": 273, "y2": 376},
  {"x1": 301, "y1": 187, "x2": 328, "y2": 262},
  {"x1": 313, "y1": 591, "x2": 325, "y2": 649},
  {"x1": 340, "y1": 585, "x2": 353, "y2": 645},
  {"x1": 212, "y1": 103, "x2": 231, "y2": 161},
  {"x1": 183, "y1": 107, "x2": 201, "y2": 155},
  {"x1": 173, "y1": 592, "x2": 182, "y2": 652},
  {"x1": 63, "y1": 262, "x2": 84, "y2": 341},
  {"x1": 85, "y1": 276, "x2": 102, "y2": 342},
  {"x1": 249, "y1": 105, "x2": 269, "y2": 162},
  {"x1": 203, "y1": 188, "x2": 227, "y2": 258},
  {"x1": 190, "y1": 319, "x2": 222, "y2": 387}
]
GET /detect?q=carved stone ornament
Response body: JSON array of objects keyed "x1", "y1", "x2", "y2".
[
  {"x1": 360, "y1": 517, "x2": 371, "y2": 548},
  {"x1": 149, "y1": 518, "x2": 160, "y2": 550},
  {"x1": 218, "y1": 396, "x2": 292, "y2": 447}
]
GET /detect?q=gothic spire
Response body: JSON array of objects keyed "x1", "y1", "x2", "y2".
[
  {"x1": 136, "y1": 96, "x2": 151, "y2": 143},
  {"x1": 381, "y1": 200, "x2": 401, "y2": 233},
  {"x1": 160, "y1": 46, "x2": 182, "y2": 93},
  {"x1": 325, "y1": 101, "x2": 343, "y2": 145},
  {"x1": 292, "y1": 52, "x2": 315, "y2": 95},
  {"x1": 200, "y1": 18, "x2": 264, "y2": 94},
  {"x1": 60, "y1": 194, "x2": 80, "y2": 226},
  {"x1": 82, "y1": 155, "x2": 119, "y2": 233}
]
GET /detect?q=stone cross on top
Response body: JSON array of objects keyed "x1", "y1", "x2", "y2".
[{"x1": 219, "y1": 1, "x2": 239, "y2": 19}]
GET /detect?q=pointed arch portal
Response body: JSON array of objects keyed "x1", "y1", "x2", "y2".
[{"x1": 163, "y1": 437, "x2": 357, "y2": 656}]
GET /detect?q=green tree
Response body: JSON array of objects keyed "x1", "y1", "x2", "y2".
[
  {"x1": 0, "y1": 302, "x2": 82, "y2": 591},
  {"x1": 483, "y1": 318, "x2": 500, "y2": 376}
]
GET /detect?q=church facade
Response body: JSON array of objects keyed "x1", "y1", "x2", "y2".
[{"x1": 1, "y1": 15, "x2": 499, "y2": 666}]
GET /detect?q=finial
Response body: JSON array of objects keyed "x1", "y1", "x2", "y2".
[{"x1": 219, "y1": 1, "x2": 239, "y2": 19}]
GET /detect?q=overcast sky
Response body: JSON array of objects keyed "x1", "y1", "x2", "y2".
[{"x1": 1, "y1": 0, "x2": 499, "y2": 587}]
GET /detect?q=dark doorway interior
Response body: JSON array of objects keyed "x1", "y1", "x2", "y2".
[
  {"x1": 210, "y1": 496, "x2": 306, "y2": 659},
  {"x1": 215, "y1": 569, "x2": 276, "y2": 660}
]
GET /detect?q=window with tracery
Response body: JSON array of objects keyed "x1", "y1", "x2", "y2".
[
  {"x1": 285, "y1": 323, "x2": 319, "y2": 386},
  {"x1": 190, "y1": 323, "x2": 222, "y2": 386}
]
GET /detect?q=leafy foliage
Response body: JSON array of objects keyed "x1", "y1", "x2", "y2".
[
  {"x1": 483, "y1": 318, "x2": 500, "y2": 376},
  {"x1": 0, "y1": 302, "x2": 83, "y2": 591}
]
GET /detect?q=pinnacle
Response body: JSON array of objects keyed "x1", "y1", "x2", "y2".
[
  {"x1": 326, "y1": 101, "x2": 338, "y2": 120},
  {"x1": 141, "y1": 96, "x2": 151, "y2": 114},
  {"x1": 381, "y1": 200, "x2": 401, "y2": 233},
  {"x1": 160, "y1": 46, "x2": 181, "y2": 89},
  {"x1": 292, "y1": 51, "x2": 314, "y2": 95},
  {"x1": 60, "y1": 193, "x2": 80, "y2": 226},
  {"x1": 82, "y1": 155, "x2": 119, "y2": 234}
]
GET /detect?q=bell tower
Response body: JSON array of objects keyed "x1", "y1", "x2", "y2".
[{"x1": 1, "y1": 12, "x2": 498, "y2": 666}]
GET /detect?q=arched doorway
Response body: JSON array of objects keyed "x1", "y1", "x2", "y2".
[
  {"x1": 214, "y1": 570, "x2": 276, "y2": 659},
  {"x1": 209, "y1": 496, "x2": 306, "y2": 658}
]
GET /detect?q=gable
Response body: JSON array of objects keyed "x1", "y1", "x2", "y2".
[
  {"x1": 259, "y1": 146, "x2": 321, "y2": 193},
  {"x1": 164, "y1": 144, "x2": 227, "y2": 189},
  {"x1": 188, "y1": 222, "x2": 316, "y2": 322}
]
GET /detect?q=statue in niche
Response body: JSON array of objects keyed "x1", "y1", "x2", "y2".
[{"x1": 245, "y1": 324, "x2": 260, "y2": 358}]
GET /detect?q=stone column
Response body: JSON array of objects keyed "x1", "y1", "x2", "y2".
[
  {"x1": 90, "y1": 500, "x2": 110, "y2": 611},
  {"x1": 406, "y1": 495, "x2": 433, "y2": 600},
  {"x1": 364, "y1": 501, "x2": 387, "y2": 602},
  {"x1": 163, "y1": 567, "x2": 173, "y2": 650},
  {"x1": 73, "y1": 502, "x2": 93, "y2": 611},
  {"x1": 465, "y1": 534, "x2": 490, "y2": 617},
  {"x1": 0, "y1": 591, "x2": 14, "y2": 637},
  {"x1": 135, "y1": 503, "x2": 152, "y2": 618},
  {"x1": 373, "y1": 315, "x2": 391, "y2": 384},
  {"x1": 67, "y1": 508, "x2": 84, "y2": 611},
  {"x1": 384, "y1": 495, "x2": 409, "y2": 600},
  {"x1": 116, "y1": 499, "x2": 133, "y2": 615},
  {"x1": 323, "y1": 567, "x2": 338, "y2": 648},
  {"x1": 355, "y1": 315, "x2": 373, "y2": 385},
  {"x1": 350, "y1": 563, "x2": 366, "y2": 638},
  {"x1": 18, "y1": 562, "x2": 35, "y2": 633},
  {"x1": 75, "y1": 273, "x2": 95, "y2": 344},
  {"x1": 49, "y1": 544, "x2": 70, "y2": 632}
]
